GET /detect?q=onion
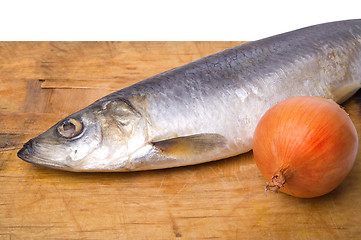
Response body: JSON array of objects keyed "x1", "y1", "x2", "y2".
[{"x1": 253, "y1": 96, "x2": 358, "y2": 198}]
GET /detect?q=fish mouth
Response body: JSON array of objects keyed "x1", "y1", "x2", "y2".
[{"x1": 17, "y1": 139, "x2": 71, "y2": 171}]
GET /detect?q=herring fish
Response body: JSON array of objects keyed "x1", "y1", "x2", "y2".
[{"x1": 18, "y1": 19, "x2": 361, "y2": 172}]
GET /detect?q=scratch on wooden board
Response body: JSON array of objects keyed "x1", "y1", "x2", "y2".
[
  {"x1": 53, "y1": 183, "x2": 84, "y2": 232},
  {"x1": 119, "y1": 200, "x2": 127, "y2": 226},
  {"x1": 171, "y1": 183, "x2": 188, "y2": 201},
  {"x1": 170, "y1": 172, "x2": 196, "y2": 202},
  {"x1": 0, "y1": 133, "x2": 24, "y2": 152},
  {"x1": 39, "y1": 78, "x2": 127, "y2": 91},
  {"x1": 329, "y1": 199, "x2": 344, "y2": 237},
  {"x1": 20, "y1": 79, "x2": 54, "y2": 113},
  {"x1": 0, "y1": 234, "x2": 11, "y2": 240},
  {"x1": 233, "y1": 172, "x2": 241, "y2": 183},
  {"x1": 0, "y1": 159, "x2": 6, "y2": 172},
  {"x1": 208, "y1": 166, "x2": 229, "y2": 187},
  {"x1": 155, "y1": 175, "x2": 165, "y2": 197},
  {"x1": 169, "y1": 212, "x2": 182, "y2": 238}
]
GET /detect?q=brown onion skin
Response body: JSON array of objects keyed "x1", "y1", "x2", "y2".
[{"x1": 253, "y1": 96, "x2": 358, "y2": 198}]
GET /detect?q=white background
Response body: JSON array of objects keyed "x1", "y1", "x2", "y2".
[{"x1": 1, "y1": 0, "x2": 359, "y2": 40}]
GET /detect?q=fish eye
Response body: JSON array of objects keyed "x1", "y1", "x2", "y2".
[{"x1": 57, "y1": 118, "x2": 83, "y2": 138}]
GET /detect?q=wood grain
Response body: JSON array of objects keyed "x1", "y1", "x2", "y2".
[{"x1": 1, "y1": 42, "x2": 361, "y2": 239}]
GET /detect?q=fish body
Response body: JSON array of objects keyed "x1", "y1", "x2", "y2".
[{"x1": 18, "y1": 19, "x2": 361, "y2": 171}]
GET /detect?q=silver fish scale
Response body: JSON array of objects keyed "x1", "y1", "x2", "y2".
[{"x1": 114, "y1": 20, "x2": 361, "y2": 153}]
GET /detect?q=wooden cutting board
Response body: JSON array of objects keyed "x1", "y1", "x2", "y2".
[{"x1": 1, "y1": 42, "x2": 360, "y2": 240}]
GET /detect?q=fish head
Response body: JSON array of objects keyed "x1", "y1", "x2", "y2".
[{"x1": 17, "y1": 98, "x2": 148, "y2": 172}]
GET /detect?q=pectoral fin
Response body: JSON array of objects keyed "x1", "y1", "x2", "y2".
[{"x1": 152, "y1": 133, "x2": 227, "y2": 160}]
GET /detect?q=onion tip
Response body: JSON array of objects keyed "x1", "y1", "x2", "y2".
[{"x1": 265, "y1": 169, "x2": 287, "y2": 194}]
